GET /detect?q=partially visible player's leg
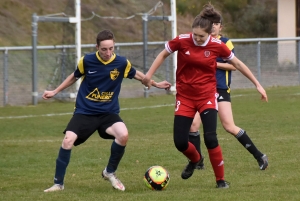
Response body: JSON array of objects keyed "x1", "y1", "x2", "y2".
[
  {"x1": 201, "y1": 108, "x2": 229, "y2": 188},
  {"x1": 44, "y1": 131, "x2": 77, "y2": 192},
  {"x1": 174, "y1": 115, "x2": 201, "y2": 179},
  {"x1": 173, "y1": 96, "x2": 202, "y2": 180},
  {"x1": 44, "y1": 114, "x2": 97, "y2": 192},
  {"x1": 189, "y1": 112, "x2": 204, "y2": 169},
  {"x1": 218, "y1": 100, "x2": 268, "y2": 170},
  {"x1": 101, "y1": 117, "x2": 128, "y2": 191}
]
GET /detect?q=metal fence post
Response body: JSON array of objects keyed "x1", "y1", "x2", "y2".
[
  {"x1": 3, "y1": 49, "x2": 8, "y2": 106},
  {"x1": 142, "y1": 14, "x2": 149, "y2": 98},
  {"x1": 32, "y1": 13, "x2": 38, "y2": 105},
  {"x1": 298, "y1": 40, "x2": 300, "y2": 85},
  {"x1": 61, "y1": 47, "x2": 67, "y2": 83},
  {"x1": 257, "y1": 41, "x2": 261, "y2": 82}
]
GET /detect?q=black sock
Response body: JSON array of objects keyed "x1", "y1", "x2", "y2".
[
  {"x1": 236, "y1": 130, "x2": 263, "y2": 159},
  {"x1": 188, "y1": 131, "x2": 202, "y2": 156},
  {"x1": 106, "y1": 141, "x2": 125, "y2": 173},
  {"x1": 54, "y1": 147, "x2": 71, "y2": 185}
]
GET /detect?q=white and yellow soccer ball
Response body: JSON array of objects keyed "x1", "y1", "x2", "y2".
[{"x1": 143, "y1": 165, "x2": 170, "y2": 190}]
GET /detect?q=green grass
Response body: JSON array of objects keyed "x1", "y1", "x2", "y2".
[{"x1": 1, "y1": 86, "x2": 300, "y2": 201}]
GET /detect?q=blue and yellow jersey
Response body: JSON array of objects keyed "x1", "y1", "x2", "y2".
[
  {"x1": 216, "y1": 35, "x2": 234, "y2": 91},
  {"x1": 73, "y1": 52, "x2": 136, "y2": 115}
]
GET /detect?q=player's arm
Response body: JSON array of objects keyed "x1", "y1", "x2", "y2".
[
  {"x1": 134, "y1": 70, "x2": 171, "y2": 90},
  {"x1": 133, "y1": 70, "x2": 145, "y2": 82},
  {"x1": 217, "y1": 62, "x2": 236, "y2": 71},
  {"x1": 218, "y1": 39, "x2": 236, "y2": 71},
  {"x1": 42, "y1": 72, "x2": 77, "y2": 100},
  {"x1": 142, "y1": 49, "x2": 171, "y2": 88},
  {"x1": 230, "y1": 57, "x2": 268, "y2": 102}
]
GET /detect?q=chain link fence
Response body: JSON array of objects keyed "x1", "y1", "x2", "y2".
[
  {"x1": 1, "y1": 38, "x2": 300, "y2": 106},
  {"x1": 0, "y1": 42, "x2": 171, "y2": 106}
]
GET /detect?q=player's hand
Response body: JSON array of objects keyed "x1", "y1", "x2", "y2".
[
  {"x1": 42, "y1": 90, "x2": 56, "y2": 100},
  {"x1": 142, "y1": 75, "x2": 152, "y2": 89},
  {"x1": 257, "y1": 85, "x2": 268, "y2": 102},
  {"x1": 154, "y1": 80, "x2": 171, "y2": 90}
]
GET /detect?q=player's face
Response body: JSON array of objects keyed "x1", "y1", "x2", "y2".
[
  {"x1": 96, "y1": 40, "x2": 114, "y2": 61},
  {"x1": 211, "y1": 23, "x2": 222, "y2": 37},
  {"x1": 192, "y1": 27, "x2": 209, "y2": 45}
]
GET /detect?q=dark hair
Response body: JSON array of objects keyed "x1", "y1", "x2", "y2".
[
  {"x1": 96, "y1": 30, "x2": 114, "y2": 46},
  {"x1": 192, "y1": 3, "x2": 222, "y2": 34}
]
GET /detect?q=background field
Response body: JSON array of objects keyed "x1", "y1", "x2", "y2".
[{"x1": 1, "y1": 86, "x2": 300, "y2": 201}]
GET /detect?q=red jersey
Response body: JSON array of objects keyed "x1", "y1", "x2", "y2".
[{"x1": 166, "y1": 33, "x2": 234, "y2": 100}]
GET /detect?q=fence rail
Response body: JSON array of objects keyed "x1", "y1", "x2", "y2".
[{"x1": 1, "y1": 37, "x2": 300, "y2": 106}]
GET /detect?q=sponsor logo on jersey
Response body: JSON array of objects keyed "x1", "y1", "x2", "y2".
[
  {"x1": 86, "y1": 88, "x2": 114, "y2": 102},
  {"x1": 185, "y1": 51, "x2": 190, "y2": 55}
]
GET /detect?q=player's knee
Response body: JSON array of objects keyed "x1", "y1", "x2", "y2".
[
  {"x1": 223, "y1": 126, "x2": 233, "y2": 134},
  {"x1": 116, "y1": 132, "x2": 128, "y2": 145},
  {"x1": 223, "y1": 124, "x2": 237, "y2": 135},
  {"x1": 203, "y1": 132, "x2": 218, "y2": 149},
  {"x1": 62, "y1": 131, "x2": 77, "y2": 149},
  {"x1": 62, "y1": 138, "x2": 74, "y2": 149},
  {"x1": 174, "y1": 138, "x2": 188, "y2": 152}
]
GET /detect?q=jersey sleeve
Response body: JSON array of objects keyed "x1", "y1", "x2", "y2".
[
  {"x1": 124, "y1": 59, "x2": 136, "y2": 79},
  {"x1": 165, "y1": 35, "x2": 182, "y2": 53},
  {"x1": 217, "y1": 38, "x2": 235, "y2": 62},
  {"x1": 74, "y1": 56, "x2": 85, "y2": 78},
  {"x1": 225, "y1": 39, "x2": 234, "y2": 53},
  {"x1": 219, "y1": 42, "x2": 235, "y2": 61}
]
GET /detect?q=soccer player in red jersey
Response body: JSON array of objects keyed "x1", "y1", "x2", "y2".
[{"x1": 142, "y1": 3, "x2": 268, "y2": 188}]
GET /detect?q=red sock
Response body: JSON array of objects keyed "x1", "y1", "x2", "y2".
[
  {"x1": 207, "y1": 145, "x2": 225, "y2": 181},
  {"x1": 182, "y1": 142, "x2": 200, "y2": 163}
]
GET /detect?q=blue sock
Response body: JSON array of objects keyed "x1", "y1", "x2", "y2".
[
  {"x1": 106, "y1": 141, "x2": 125, "y2": 173},
  {"x1": 54, "y1": 147, "x2": 71, "y2": 184}
]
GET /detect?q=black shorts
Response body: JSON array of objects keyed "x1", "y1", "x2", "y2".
[
  {"x1": 217, "y1": 89, "x2": 231, "y2": 102},
  {"x1": 64, "y1": 113, "x2": 123, "y2": 146}
]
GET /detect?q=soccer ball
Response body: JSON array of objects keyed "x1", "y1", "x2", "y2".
[{"x1": 143, "y1": 165, "x2": 170, "y2": 190}]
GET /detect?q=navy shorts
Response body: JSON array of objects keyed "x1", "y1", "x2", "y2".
[
  {"x1": 64, "y1": 113, "x2": 123, "y2": 146},
  {"x1": 217, "y1": 89, "x2": 231, "y2": 102}
]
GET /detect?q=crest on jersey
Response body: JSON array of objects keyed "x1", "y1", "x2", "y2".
[
  {"x1": 110, "y1": 68, "x2": 119, "y2": 80},
  {"x1": 204, "y1": 51, "x2": 210, "y2": 57}
]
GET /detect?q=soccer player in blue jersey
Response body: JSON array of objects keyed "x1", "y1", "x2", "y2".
[
  {"x1": 42, "y1": 29, "x2": 171, "y2": 192},
  {"x1": 189, "y1": 19, "x2": 268, "y2": 171}
]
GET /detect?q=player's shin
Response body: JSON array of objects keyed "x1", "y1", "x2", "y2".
[
  {"x1": 106, "y1": 140, "x2": 125, "y2": 173},
  {"x1": 54, "y1": 147, "x2": 71, "y2": 184}
]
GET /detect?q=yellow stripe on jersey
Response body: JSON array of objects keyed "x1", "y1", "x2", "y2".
[
  {"x1": 124, "y1": 59, "x2": 132, "y2": 78},
  {"x1": 225, "y1": 70, "x2": 231, "y2": 93},
  {"x1": 225, "y1": 40, "x2": 234, "y2": 51},
  {"x1": 78, "y1": 56, "x2": 85, "y2": 74}
]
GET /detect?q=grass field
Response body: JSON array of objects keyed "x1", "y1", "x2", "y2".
[{"x1": 1, "y1": 86, "x2": 300, "y2": 201}]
